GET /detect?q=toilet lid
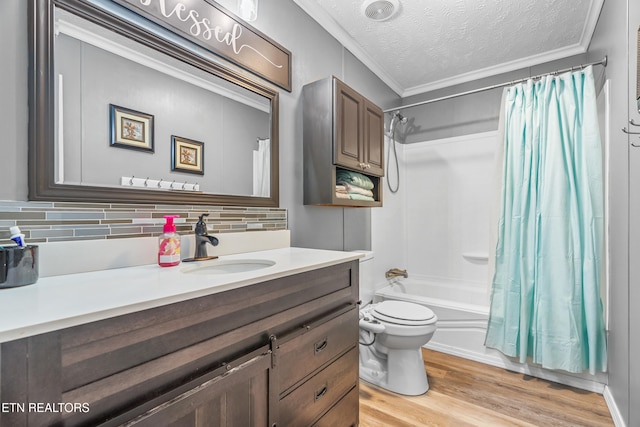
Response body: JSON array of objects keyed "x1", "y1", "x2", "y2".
[{"x1": 372, "y1": 301, "x2": 436, "y2": 326}]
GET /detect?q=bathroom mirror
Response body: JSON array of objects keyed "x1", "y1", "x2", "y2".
[{"x1": 29, "y1": 0, "x2": 279, "y2": 207}]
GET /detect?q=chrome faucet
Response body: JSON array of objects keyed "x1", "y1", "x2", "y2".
[
  {"x1": 193, "y1": 213, "x2": 219, "y2": 260},
  {"x1": 385, "y1": 268, "x2": 408, "y2": 279}
]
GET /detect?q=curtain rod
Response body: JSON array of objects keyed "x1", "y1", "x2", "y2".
[{"x1": 383, "y1": 56, "x2": 608, "y2": 114}]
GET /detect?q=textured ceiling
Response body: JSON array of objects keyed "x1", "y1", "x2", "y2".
[{"x1": 293, "y1": 0, "x2": 604, "y2": 96}]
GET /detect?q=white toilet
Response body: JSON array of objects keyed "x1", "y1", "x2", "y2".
[{"x1": 357, "y1": 252, "x2": 438, "y2": 396}]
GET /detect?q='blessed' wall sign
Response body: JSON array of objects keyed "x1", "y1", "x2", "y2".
[{"x1": 114, "y1": 0, "x2": 292, "y2": 91}]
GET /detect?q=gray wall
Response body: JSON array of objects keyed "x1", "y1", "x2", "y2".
[
  {"x1": 0, "y1": 0, "x2": 28, "y2": 201},
  {"x1": 589, "y1": 0, "x2": 634, "y2": 424},
  {"x1": 628, "y1": 2, "x2": 640, "y2": 421}
]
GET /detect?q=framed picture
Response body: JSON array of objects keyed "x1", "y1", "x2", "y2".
[
  {"x1": 171, "y1": 136, "x2": 204, "y2": 175},
  {"x1": 109, "y1": 104, "x2": 154, "y2": 152}
]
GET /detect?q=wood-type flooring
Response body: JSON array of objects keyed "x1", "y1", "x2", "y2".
[{"x1": 359, "y1": 348, "x2": 613, "y2": 427}]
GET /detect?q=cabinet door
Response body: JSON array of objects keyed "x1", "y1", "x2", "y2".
[
  {"x1": 124, "y1": 353, "x2": 271, "y2": 427},
  {"x1": 364, "y1": 99, "x2": 385, "y2": 177},
  {"x1": 334, "y1": 79, "x2": 364, "y2": 171}
]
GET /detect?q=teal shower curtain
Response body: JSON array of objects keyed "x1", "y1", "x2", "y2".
[{"x1": 485, "y1": 66, "x2": 607, "y2": 374}]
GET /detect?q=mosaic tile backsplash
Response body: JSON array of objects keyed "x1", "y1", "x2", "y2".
[{"x1": 0, "y1": 201, "x2": 287, "y2": 245}]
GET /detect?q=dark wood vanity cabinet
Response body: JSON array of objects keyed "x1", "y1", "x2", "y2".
[
  {"x1": 303, "y1": 76, "x2": 384, "y2": 207},
  {"x1": 0, "y1": 260, "x2": 360, "y2": 427}
]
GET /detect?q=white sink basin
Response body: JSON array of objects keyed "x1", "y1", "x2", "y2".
[{"x1": 180, "y1": 259, "x2": 276, "y2": 275}]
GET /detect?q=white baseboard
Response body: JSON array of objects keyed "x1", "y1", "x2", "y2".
[
  {"x1": 603, "y1": 386, "x2": 626, "y2": 427},
  {"x1": 425, "y1": 341, "x2": 606, "y2": 394}
]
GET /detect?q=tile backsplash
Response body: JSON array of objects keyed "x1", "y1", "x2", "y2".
[{"x1": 0, "y1": 201, "x2": 287, "y2": 245}]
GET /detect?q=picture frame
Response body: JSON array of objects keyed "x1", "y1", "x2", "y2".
[
  {"x1": 109, "y1": 104, "x2": 154, "y2": 152},
  {"x1": 171, "y1": 136, "x2": 204, "y2": 175}
]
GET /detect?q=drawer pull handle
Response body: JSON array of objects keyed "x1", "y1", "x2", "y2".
[
  {"x1": 315, "y1": 385, "x2": 328, "y2": 401},
  {"x1": 314, "y1": 338, "x2": 328, "y2": 353}
]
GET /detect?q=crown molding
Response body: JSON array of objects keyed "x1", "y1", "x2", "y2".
[
  {"x1": 401, "y1": 44, "x2": 588, "y2": 97},
  {"x1": 293, "y1": 0, "x2": 604, "y2": 98},
  {"x1": 292, "y1": 0, "x2": 404, "y2": 96}
]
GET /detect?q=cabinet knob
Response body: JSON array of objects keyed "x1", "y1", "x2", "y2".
[
  {"x1": 314, "y1": 337, "x2": 328, "y2": 353},
  {"x1": 314, "y1": 384, "x2": 328, "y2": 401}
]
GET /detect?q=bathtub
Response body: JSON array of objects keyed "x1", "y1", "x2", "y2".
[
  {"x1": 374, "y1": 277, "x2": 489, "y2": 317},
  {"x1": 373, "y1": 277, "x2": 607, "y2": 393}
]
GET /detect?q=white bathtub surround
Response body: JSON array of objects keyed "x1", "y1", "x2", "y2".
[
  {"x1": 403, "y1": 132, "x2": 497, "y2": 302},
  {"x1": 373, "y1": 132, "x2": 498, "y2": 300},
  {"x1": 370, "y1": 134, "x2": 408, "y2": 303}
]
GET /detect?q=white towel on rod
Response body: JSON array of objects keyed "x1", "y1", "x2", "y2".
[{"x1": 253, "y1": 139, "x2": 270, "y2": 197}]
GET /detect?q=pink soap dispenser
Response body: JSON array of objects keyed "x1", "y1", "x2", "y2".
[{"x1": 158, "y1": 215, "x2": 181, "y2": 267}]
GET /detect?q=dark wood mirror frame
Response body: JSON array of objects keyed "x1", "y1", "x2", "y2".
[{"x1": 28, "y1": 0, "x2": 279, "y2": 207}]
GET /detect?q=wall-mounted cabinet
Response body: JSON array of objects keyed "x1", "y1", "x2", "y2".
[{"x1": 303, "y1": 76, "x2": 384, "y2": 207}]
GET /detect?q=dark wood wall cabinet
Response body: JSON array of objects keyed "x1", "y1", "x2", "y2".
[
  {"x1": 303, "y1": 76, "x2": 385, "y2": 207},
  {"x1": 0, "y1": 261, "x2": 360, "y2": 427}
]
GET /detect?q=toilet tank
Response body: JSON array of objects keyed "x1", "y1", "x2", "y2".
[{"x1": 354, "y1": 251, "x2": 375, "y2": 306}]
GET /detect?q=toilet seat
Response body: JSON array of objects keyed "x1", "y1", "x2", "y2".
[{"x1": 372, "y1": 300, "x2": 436, "y2": 326}]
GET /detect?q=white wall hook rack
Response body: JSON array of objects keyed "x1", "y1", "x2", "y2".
[{"x1": 120, "y1": 176, "x2": 200, "y2": 191}]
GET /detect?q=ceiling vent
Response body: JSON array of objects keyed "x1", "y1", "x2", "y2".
[{"x1": 361, "y1": 0, "x2": 400, "y2": 22}]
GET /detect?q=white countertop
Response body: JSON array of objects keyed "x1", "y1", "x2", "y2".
[{"x1": 0, "y1": 247, "x2": 361, "y2": 343}]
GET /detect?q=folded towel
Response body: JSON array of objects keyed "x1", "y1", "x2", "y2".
[
  {"x1": 341, "y1": 182, "x2": 374, "y2": 198},
  {"x1": 336, "y1": 169, "x2": 375, "y2": 190},
  {"x1": 348, "y1": 193, "x2": 375, "y2": 201},
  {"x1": 336, "y1": 188, "x2": 375, "y2": 201}
]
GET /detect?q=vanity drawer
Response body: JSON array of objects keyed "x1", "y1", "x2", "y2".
[
  {"x1": 278, "y1": 307, "x2": 358, "y2": 393},
  {"x1": 312, "y1": 385, "x2": 359, "y2": 427},
  {"x1": 279, "y1": 346, "x2": 358, "y2": 427}
]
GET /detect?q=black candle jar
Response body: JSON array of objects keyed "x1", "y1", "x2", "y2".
[{"x1": 0, "y1": 245, "x2": 39, "y2": 288}]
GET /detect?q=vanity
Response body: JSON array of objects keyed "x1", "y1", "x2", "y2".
[{"x1": 0, "y1": 247, "x2": 361, "y2": 426}]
